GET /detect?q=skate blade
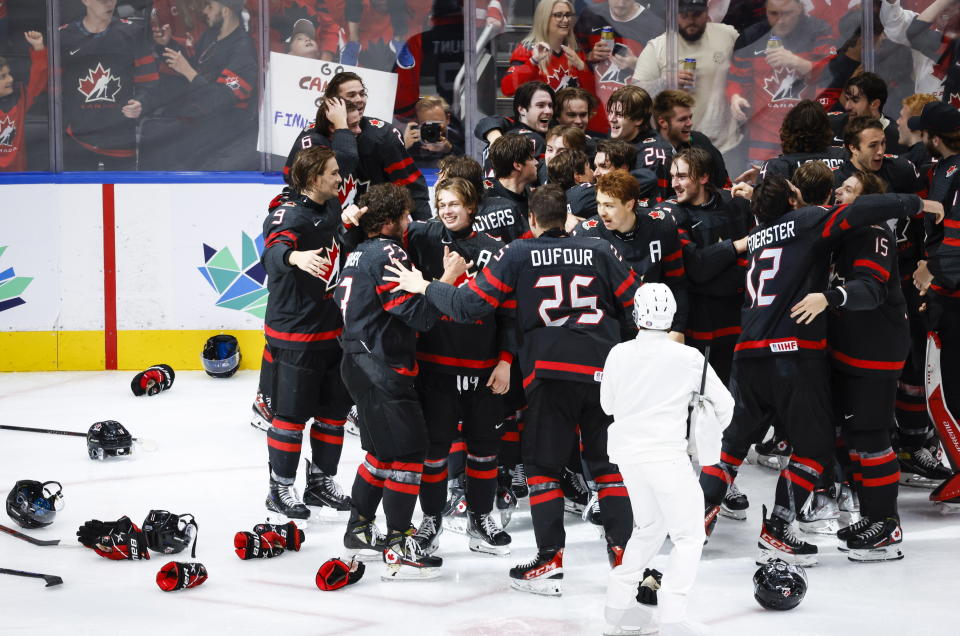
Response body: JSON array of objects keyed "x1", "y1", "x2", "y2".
[
  {"x1": 564, "y1": 502, "x2": 586, "y2": 515},
  {"x1": 498, "y1": 509, "x2": 514, "y2": 529},
  {"x1": 510, "y1": 577, "x2": 562, "y2": 596},
  {"x1": 346, "y1": 547, "x2": 384, "y2": 562},
  {"x1": 899, "y1": 473, "x2": 942, "y2": 489},
  {"x1": 264, "y1": 510, "x2": 310, "y2": 526},
  {"x1": 719, "y1": 506, "x2": 748, "y2": 521},
  {"x1": 602, "y1": 626, "x2": 658, "y2": 636},
  {"x1": 380, "y1": 564, "x2": 442, "y2": 581},
  {"x1": 798, "y1": 518, "x2": 840, "y2": 535},
  {"x1": 837, "y1": 542, "x2": 849, "y2": 553},
  {"x1": 443, "y1": 516, "x2": 469, "y2": 535},
  {"x1": 934, "y1": 501, "x2": 960, "y2": 515},
  {"x1": 848, "y1": 546, "x2": 904, "y2": 562},
  {"x1": 756, "y1": 545, "x2": 817, "y2": 567},
  {"x1": 468, "y1": 537, "x2": 511, "y2": 556},
  {"x1": 250, "y1": 415, "x2": 271, "y2": 432},
  {"x1": 344, "y1": 422, "x2": 360, "y2": 437}
]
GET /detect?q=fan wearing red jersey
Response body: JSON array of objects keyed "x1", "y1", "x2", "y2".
[{"x1": 0, "y1": 31, "x2": 46, "y2": 172}]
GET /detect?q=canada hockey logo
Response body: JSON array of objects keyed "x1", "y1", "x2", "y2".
[
  {"x1": 314, "y1": 237, "x2": 341, "y2": 293},
  {"x1": 78, "y1": 63, "x2": 122, "y2": 103},
  {"x1": 546, "y1": 65, "x2": 576, "y2": 90},
  {"x1": 197, "y1": 232, "x2": 269, "y2": 319},
  {"x1": 648, "y1": 209, "x2": 665, "y2": 220},
  {"x1": 338, "y1": 173, "x2": 371, "y2": 207},
  {"x1": 223, "y1": 74, "x2": 241, "y2": 91},
  {"x1": 0, "y1": 246, "x2": 33, "y2": 313},
  {"x1": 763, "y1": 68, "x2": 805, "y2": 102},
  {"x1": 0, "y1": 116, "x2": 15, "y2": 147},
  {"x1": 367, "y1": 118, "x2": 385, "y2": 128},
  {"x1": 582, "y1": 219, "x2": 599, "y2": 228}
]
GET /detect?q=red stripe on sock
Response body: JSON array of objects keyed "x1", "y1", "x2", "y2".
[
  {"x1": 391, "y1": 462, "x2": 423, "y2": 474},
  {"x1": 720, "y1": 451, "x2": 744, "y2": 466},
  {"x1": 267, "y1": 438, "x2": 301, "y2": 453},
  {"x1": 358, "y1": 464, "x2": 384, "y2": 488},
  {"x1": 271, "y1": 418, "x2": 306, "y2": 431},
  {"x1": 385, "y1": 479, "x2": 420, "y2": 495},
  {"x1": 466, "y1": 467, "x2": 498, "y2": 479},
  {"x1": 702, "y1": 464, "x2": 731, "y2": 484},
  {"x1": 791, "y1": 456, "x2": 824, "y2": 474},
  {"x1": 594, "y1": 473, "x2": 624, "y2": 484},
  {"x1": 310, "y1": 430, "x2": 344, "y2": 445},
  {"x1": 421, "y1": 470, "x2": 448, "y2": 483},
  {"x1": 527, "y1": 476, "x2": 559, "y2": 486},
  {"x1": 529, "y1": 489, "x2": 563, "y2": 506},
  {"x1": 862, "y1": 472, "x2": 900, "y2": 487},
  {"x1": 783, "y1": 470, "x2": 815, "y2": 492},
  {"x1": 598, "y1": 486, "x2": 629, "y2": 499},
  {"x1": 860, "y1": 451, "x2": 896, "y2": 467}
]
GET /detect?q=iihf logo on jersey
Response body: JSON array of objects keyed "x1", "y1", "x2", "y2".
[
  {"x1": 0, "y1": 116, "x2": 16, "y2": 147},
  {"x1": 0, "y1": 245, "x2": 34, "y2": 313},
  {"x1": 763, "y1": 68, "x2": 804, "y2": 102},
  {"x1": 338, "y1": 174, "x2": 371, "y2": 207},
  {"x1": 78, "y1": 63, "x2": 122, "y2": 103},
  {"x1": 197, "y1": 232, "x2": 269, "y2": 319}
]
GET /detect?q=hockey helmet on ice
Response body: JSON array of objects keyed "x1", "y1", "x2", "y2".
[
  {"x1": 753, "y1": 560, "x2": 808, "y2": 610},
  {"x1": 633, "y1": 283, "x2": 677, "y2": 331},
  {"x1": 143, "y1": 510, "x2": 199, "y2": 558},
  {"x1": 5, "y1": 480, "x2": 64, "y2": 529},
  {"x1": 201, "y1": 334, "x2": 241, "y2": 378},
  {"x1": 87, "y1": 420, "x2": 133, "y2": 460}
]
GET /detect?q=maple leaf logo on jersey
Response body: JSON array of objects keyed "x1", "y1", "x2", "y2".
[
  {"x1": 546, "y1": 65, "x2": 575, "y2": 90},
  {"x1": 338, "y1": 173, "x2": 371, "y2": 207},
  {"x1": 367, "y1": 118, "x2": 385, "y2": 128},
  {"x1": 648, "y1": 209, "x2": 665, "y2": 220},
  {"x1": 762, "y1": 67, "x2": 804, "y2": 102},
  {"x1": 315, "y1": 237, "x2": 342, "y2": 293},
  {"x1": 223, "y1": 73, "x2": 241, "y2": 91},
  {"x1": 582, "y1": 219, "x2": 599, "y2": 229},
  {"x1": 78, "y1": 63, "x2": 121, "y2": 103},
  {"x1": 0, "y1": 116, "x2": 16, "y2": 147}
]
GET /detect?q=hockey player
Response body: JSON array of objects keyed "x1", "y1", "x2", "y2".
[
  {"x1": 475, "y1": 133, "x2": 538, "y2": 242},
  {"x1": 384, "y1": 184, "x2": 638, "y2": 595},
  {"x1": 834, "y1": 116, "x2": 921, "y2": 194},
  {"x1": 572, "y1": 170, "x2": 689, "y2": 342},
  {"x1": 697, "y1": 162, "x2": 942, "y2": 565},
  {"x1": 402, "y1": 178, "x2": 514, "y2": 556},
  {"x1": 60, "y1": 0, "x2": 159, "y2": 170},
  {"x1": 652, "y1": 90, "x2": 730, "y2": 191},
  {"x1": 758, "y1": 99, "x2": 846, "y2": 182},
  {"x1": 828, "y1": 72, "x2": 906, "y2": 155},
  {"x1": 606, "y1": 86, "x2": 673, "y2": 200},
  {"x1": 0, "y1": 31, "x2": 46, "y2": 172},
  {"x1": 334, "y1": 184, "x2": 445, "y2": 579},
  {"x1": 602, "y1": 284, "x2": 734, "y2": 636},
  {"x1": 322, "y1": 72, "x2": 432, "y2": 220},
  {"x1": 548, "y1": 149, "x2": 597, "y2": 219},
  {"x1": 475, "y1": 81, "x2": 554, "y2": 168},
  {"x1": 260, "y1": 146, "x2": 354, "y2": 522}
]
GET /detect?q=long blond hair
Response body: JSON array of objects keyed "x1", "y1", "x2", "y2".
[{"x1": 523, "y1": 0, "x2": 579, "y2": 51}]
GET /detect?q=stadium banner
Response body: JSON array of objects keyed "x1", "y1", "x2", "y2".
[{"x1": 258, "y1": 52, "x2": 398, "y2": 157}]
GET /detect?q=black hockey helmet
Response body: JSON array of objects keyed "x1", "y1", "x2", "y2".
[
  {"x1": 142, "y1": 510, "x2": 199, "y2": 558},
  {"x1": 753, "y1": 560, "x2": 808, "y2": 611},
  {"x1": 87, "y1": 420, "x2": 133, "y2": 460},
  {"x1": 201, "y1": 334, "x2": 241, "y2": 378},
  {"x1": 5, "y1": 480, "x2": 64, "y2": 529}
]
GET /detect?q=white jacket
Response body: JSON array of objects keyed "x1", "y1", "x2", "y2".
[{"x1": 600, "y1": 330, "x2": 734, "y2": 464}]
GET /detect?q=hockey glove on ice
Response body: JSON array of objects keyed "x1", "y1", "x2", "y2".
[
  {"x1": 156, "y1": 561, "x2": 208, "y2": 591},
  {"x1": 78, "y1": 516, "x2": 150, "y2": 560},
  {"x1": 316, "y1": 557, "x2": 365, "y2": 591},
  {"x1": 252, "y1": 521, "x2": 304, "y2": 552},
  {"x1": 234, "y1": 531, "x2": 285, "y2": 559},
  {"x1": 131, "y1": 364, "x2": 175, "y2": 396},
  {"x1": 637, "y1": 568, "x2": 663, "y2": 605}
]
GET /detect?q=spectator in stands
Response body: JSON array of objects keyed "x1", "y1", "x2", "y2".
[
  {"x1": 575, "y1": 0, "x2": 664, "y2": 111},
  {"x1": 501, "y1": 1, "x2": 604, "y2": 132},
  {"x1": 285, "y1": 18, "x2": 321, "y2": 59},
  {"x1": 652, "y1": 89, "x2": 729, "y2": 189},
  {"x1": 633, "y1": 0, "x2": 740, "y2": 152},
  {"x1": 403, "y1": 95, "x2": 464, "y2": 170},
  {"x1": 0, "y1": 30, "x2": 45, "y2": 172},
  {"x1": 728, "y1": 0, "x2": 833, "y2": 166},
  {"x1": 828, "y1": 73, "x2": 906, "y2": 154},
  {"x1": 154, "y1": 0, "x2": 258, "y2": 170},
  {"x1": 267, "y1": 3, "x2": 337, "y2": 60},
  {"x1": 338, "y1": 0, "x2": 427, "y2": 70}
]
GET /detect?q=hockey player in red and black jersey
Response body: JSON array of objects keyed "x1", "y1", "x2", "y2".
[
  {"x1": 652, "y1": 90, "x2": 730, "y2": 191},
  {"x1": 0, "y1": 31, "x2": 46, "y2": 172},
  {"x1": 474, "y1": 81, "x2": 553, "y2": 176},
  {"x1": 908, "y1": 101, "x2": 960, "y2": 510},
  {"x1": 697, "y1": 162, "x2": 943, "y2": 566},
  {"x1": 322, "y1": 72, "x2": 432, "y2": 220},
  {"x1": 334, "y1": 184, "x2": 445, "y2": 579},
  {"x1": 259, "y1": 147, "x2": 354, "y2": 526},
  {"x1": 282, "y1": 98, "x2": 360, "y2": 190},
  {"x1": 758, "y1": 99, "x2": 846, "y2": 182},
  {"x1": 606, "y1": 86, "x2": 674, "y2": 201},
  {"x1": 834, "y1": 116, "x2": 922, "y2": 194},
  {"x1": 475, "y1": 133, "x2": 537, "y2": 243},
  {"x1": 572, "y1": 170, "x2": 689, "y2": 341},
  {"x1": 60, "y1": 0, "x2": 159, "y2": 170},
  {"x1": 653, "y1": 148, "x2": 752, "y2": 386},
  {"x1": 548, "y1": 149, "x2": 598, "y2": 220},
  {"x1": 826, "y1": 73, "x2": 907, "y2": 156},
  {"x1": 384, "y1": 185, "x2": 639, "y2": 595}
]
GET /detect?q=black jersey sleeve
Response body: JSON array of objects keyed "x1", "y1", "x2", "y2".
[
  {"x1": 928, "y1": 198, "x2": 960, "y2": 290},
  {"x1": 815, "y1": 193, "x2": 923, "y2": 246},
  {"x1": 379, "y1": 125, "x2": 432, "y2": 221},
  {"x1": 424, "y1": 244, "x2": 517, "y2": 323},
  {"x1": 827, "y1": 226, "x2": 893, "y2": 311},
  {"x1": 183, "y1": 42, "x2": 257, "y2": 117},
  {"x1": 376, "y1": 245, "x2": 441, "y2": 332},
  {"x1": 261, "y1": 203, "x2": 303, "y2": 275}
]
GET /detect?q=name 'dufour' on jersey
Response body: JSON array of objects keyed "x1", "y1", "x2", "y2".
[{"x1": 529, "y1": 247, "x2": 595, "y2": 267}]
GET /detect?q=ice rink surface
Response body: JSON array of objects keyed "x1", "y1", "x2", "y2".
[{"x1": 1, "y1": 370, "x2": 957, "y2": 636}]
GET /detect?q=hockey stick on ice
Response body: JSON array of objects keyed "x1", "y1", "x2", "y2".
[
  {"x1": 0, "y1": 424, "x2": 159, "y2": 451},
  {"x1": 0, "y1": 524, "x2": 60, "y2": 546},
  {"x1": 0, "y1": 567, "x2": 63, "y2": 587}
]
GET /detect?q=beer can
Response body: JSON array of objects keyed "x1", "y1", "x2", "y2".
[
  {"x1": 767, "y1": 36, "x2": 783, "y2": 50},
  {"x1": 601, "y1": 26, "x2": 614, "y2": 41},
  {"x1": 681, "y1": 58, "x2": 696, "y2": 73}
]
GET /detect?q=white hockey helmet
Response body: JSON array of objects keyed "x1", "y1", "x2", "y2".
[{"x1": 633, "y1": 283, "x2": 676, "y2": 331}]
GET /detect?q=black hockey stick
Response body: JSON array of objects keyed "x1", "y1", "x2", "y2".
[
  {"x1": 0, "y1": 524, "x2": 60, "y2": 546},
  {"x1": 0, "y1": 424, "x2": 158, "y2": 451},
  {"x1": 0, "y1": 567, "x2": 63, "y2": 587}
]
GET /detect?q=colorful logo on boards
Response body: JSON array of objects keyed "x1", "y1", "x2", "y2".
[
  {"x1": 198, "y1": 233, "x2": 269, "y2": 319},
  {"x1": 0, "y1": 246, "x2": 33, "y2": 312}
]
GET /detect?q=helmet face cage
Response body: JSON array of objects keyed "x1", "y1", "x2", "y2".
[
  {"x1": 202, "y1": 335, "x2": 241, "y2": 378},
  {"x1": 6, "y1": 480, "x2": 64, "y2": 529}
]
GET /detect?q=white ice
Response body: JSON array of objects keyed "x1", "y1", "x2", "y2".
[{"x1": 1, "y1": 370, "x2": 957, "y2": 636}]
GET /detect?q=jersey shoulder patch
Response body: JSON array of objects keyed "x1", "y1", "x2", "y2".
[
  {"x1": 582, "y1": 219, "x2": 600, "y2": 229},
  {"x1": 367, "y1": 118, "x2": 386, "y2": 128},
  {"x1": 648, "y1": 209, "x2": 666, "y2": 220},
  {"x1": 642, "y1": 137, "x2": 656, "y2": 143},
  {"x1": 947, "y1": 165, "x2": 957, "y2": 179}
]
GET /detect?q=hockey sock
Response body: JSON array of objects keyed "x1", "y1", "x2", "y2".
[
  {"x1": 849, "y1": 431, "x2": 899, "y2": 519},
  {"x1": 774, "y1": 456, "x2": 824, "y2": 523},
  {"x1": 267, "y1": 417, "x2": 307, "y2": 480},
  {"x1": 309, "y1": 416, "x2": 346, "y2": 475},
  {"x1": 699, "y1": 452, "x2": 743, "y2": 505},
  {"x1": 895, "y1": 379, "x2": 931, "y2": 449},
  {"x1": 498, "y1": 414, "x2": 522, "y2": 467},
  {"x1": 258, "y1": 345, "x2": 274, "y2": 400},
  {"x1": 465, "y1": 450, "x2": 498, "y2": 515},
  {"x1": 591, "y1": 465, "x2": 632, "y2": 546},
  {"x1": 419, "y1": 451, "x2": 449, "y2": 517},
  {"x1": 526, "y1": 465, "x2": 565, "y2": 550},
  {"x1": 351, "y1": 453, "x2": 388, "y2": 520},
  {"x1": 383, "y1": 455, "x2": 424, "y2": 533},
  {"x1": 448, "y1": 435, "x2": 467, "y2": 478}
]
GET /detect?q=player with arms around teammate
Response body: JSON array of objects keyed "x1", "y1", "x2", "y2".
[
  {"x1": 602, "y1": 284, "x2": 734, "y2": 636},
  {"x1": 697, "y1": 163, "x2": 942, "y2": 565},
  {"x1": 334, "y1": 184, "x2": 446, "y2": 580},
  {"x1": 384, "y1": 185, "x2": 639, "y2": 595},
  {"x1": 259, "y1": 147, "x2": 354, "y2": 525}
]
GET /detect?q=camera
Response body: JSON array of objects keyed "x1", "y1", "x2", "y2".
[{"x1": 420, "y1": 121, "x2": 444, "y2": 144}]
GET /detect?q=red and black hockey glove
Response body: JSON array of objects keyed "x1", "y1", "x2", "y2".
[
  {"x1": 316, "y1": 557, "x2": 365, "y2": 591},
  {"x1": 156, "y1": 561, "x2": 208, "y2": 591},
  {"x1": 131, "y1": 364, "x2": 175, "y2": 396},
  {"x1": 79, "y1": 516, "x2": 150, "y2": 560},
  {"x1": 234, "y1": 531, "x2": 285, "y2": 559},
  {"x1": 252, "y1": 521, "x2": 304, "y2": 551},
  {"x1": 637, "y1": 568, "x2": 663, "y2": 605},
  {"x1": 77, "y1": 519, "x2": 118, "y2": 548}
]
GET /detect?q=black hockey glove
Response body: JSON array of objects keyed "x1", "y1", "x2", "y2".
[
  {"x1": 78, "y1": 516, "x2": 150, "y2": 560},
  {"x1": 131, "y1": 364, "x2": 175, "y2": 396},
  {"x1": 252, "y1": 521, "x2": 304, "y2": 551},
  {"x1": 156, "y1": 561, "x2": 208, "y2": 591},
  {"x1": 234, "y1": 531, "x2": 285, "y2": 560},
  {"x1": 77, "y1": 519, "x2": 119, "y2": 548},
  {"x1": 637, "y1": 568, "x2": 663, "y2": 605}
]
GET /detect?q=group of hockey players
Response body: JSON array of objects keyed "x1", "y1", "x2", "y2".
[{"x1": 239, "y1": 51, "x2": 960, "y2": 634}]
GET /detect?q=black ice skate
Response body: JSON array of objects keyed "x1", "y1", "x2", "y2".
[
  {"x1": 250, "y1": 392, "x2": 273, "y2": 432},
  {"x1": 583, "y1": 491, "x2": 603, "y2": 527},
  {"x1": 835, "y1": 516, "x2": 871, "y2": 553},
  {"x1": 898, "y1": 445, "x2": 952, "y2": 489},
  {"x1": 494, "y1": 470, "x2": 517, "y2": 529},
  {"x1": 750, "y1": 435, "x2": 792, "y2": 470},
  {"x1": 266, "y1": 474, "x2": 310, "y2": 523},
  {"x1": 509, "y1": 547, "x2": 564, "y2": 596},
  {"x1": 847, "y1": 517, "x2": 904, "y2": 562},
  {"x1": 467, "y1": 511, "x2": 511, "y2": 556},
  {"x1": 797, "y1": 488, "x2": 839, "y2": 535},
  {"x1": 757, "y1": 505, "x2": 818, "y2": 567},
  {"x1": 344, "y1": 405, "x2": 360, "y2": 437},
  {"x1": 303, "y1": 459, "x2": 352, "y2": 511},
  {"x1": 413, "y1": 513, "x2": 443, "y2": 555},
  {"x1": 343, "y1": 514, "x2": 387, "y2": 561},
  {"x1": 719, "y1": 482, "x2": 749, "y2": 521},
  {"x1": 511, "y1": 463, "x2": 529, "y2": 499},
  {"x1": 382, "y1": 529, "x2": 443, "y2": 581},
  {"x1": 560, "y1": 468, "x2": 590, "y2": 515},
  {"x1": 443, "y1": 479, "x2": 469, "y2": 534}
]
